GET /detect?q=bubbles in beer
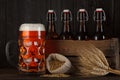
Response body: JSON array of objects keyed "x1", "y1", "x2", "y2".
[{"x1": 18, "y1": 23, "x2": 46, "y2": 73}]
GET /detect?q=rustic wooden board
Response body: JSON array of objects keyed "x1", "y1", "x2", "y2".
[
  {"x1": 1, "y1": 68, "x2": 120, "y2": 80},
  {"x1": 46, "y1": 38, "x2": 119, "y2": 69}
]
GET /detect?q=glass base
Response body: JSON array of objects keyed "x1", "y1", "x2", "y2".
[{"x1": 18, "y1": 69, "x2": 46, "y2": 76}]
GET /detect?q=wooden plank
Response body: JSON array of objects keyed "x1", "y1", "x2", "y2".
[
  {"x1": 6, "y1": 0, "x2": 19, "y2": 41},
  {"x1": 18, "y1": 0, "x2": 47, "y2": 24},
  {"x1": 46, "y1": 38, "x2": 119, "y2": 69},
  {"x1": 1, "y1": 68, "x2": 120, "y2": 80},
  {"x1": 0, "y1": 0, "x2": 8, "y2": 67},
  {"x1": 46, "y1": 38, "x2": 119, "y2": 56},
  {"x1": 16, "y1": 0, "x2": 47, "y2": 25},
  {"x1": 114, "y1": 0, "x2": 120, "y2": 38}
]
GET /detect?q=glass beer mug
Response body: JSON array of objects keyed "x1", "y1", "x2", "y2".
[{"x1": 6, "y1": 23, "x2": 46, "y2": 74}]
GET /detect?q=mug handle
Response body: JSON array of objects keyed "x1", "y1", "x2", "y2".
[{"x1": 5, "y1": 40, "x2": 19, "y2": 68}]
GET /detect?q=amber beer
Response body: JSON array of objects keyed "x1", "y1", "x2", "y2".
[{"x1": 18, "y1": 24, "x2": 46, "y2": 74}]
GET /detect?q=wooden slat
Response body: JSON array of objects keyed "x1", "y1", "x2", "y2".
[
  {"x1": 114, "y1": 0, "x2": 120, "y2": 37},
  {"x1": 1, "y1": 68, "x2": 120, "y2": 80},
  {"x1": 46, "y1": 38, "x2": 119, "y2": 69},
  {"x1": 0, "y1": 0, "x2": 7, "y2": 67}
]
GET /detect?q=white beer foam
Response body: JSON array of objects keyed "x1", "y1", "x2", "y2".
[{"x1": 19, "y1": 23, "x2": 45, "y2": 31}]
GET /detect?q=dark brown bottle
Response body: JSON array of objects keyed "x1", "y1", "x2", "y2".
[
  {"x1": 46, "y1": 10, "x2": 59, "y2": 40},
  {"x1": 59, "y1": 9, "x2": 73, "y2": 40},
  {"x1": 93, "y1": 8, "x2": 106, "y2": 40},
  {"x1": 75, "y1": 9, "x2": 88, "y2": 40}
]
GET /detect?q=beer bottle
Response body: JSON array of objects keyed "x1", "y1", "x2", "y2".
[
  {"x1": 46, "y1": 10, "x2": 59, "y2": 40},
  {"x1": 93, "y1": 8, "x2": 106, "y2": 40},
  {"x1": 59, "y1": 9, "x2": 73, "y2": 40},
  {"x1": 75, "y1": 9, "x2": 88, "y2": 40}
]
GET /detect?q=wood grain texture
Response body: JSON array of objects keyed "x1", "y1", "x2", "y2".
[
  {"x1": 46, "y1": 38, "x2": 119, "y2": 69},
  {"x1": 0, "y1": 0, "x2": 8, "y2": 67},
  {"x1": 0, "y1": 68, "x2": 120, "y2": 80},
  {"x1": 114, "y1": 0, "x2": 120, "y2": 38}
]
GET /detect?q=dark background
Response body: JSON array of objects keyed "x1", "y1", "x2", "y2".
[{"x1": 0, "y1": 0, "x2": 120, "y2": 67}]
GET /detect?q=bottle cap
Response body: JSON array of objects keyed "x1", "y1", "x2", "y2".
[
  {"x1": 77, "y1": 9, "x2": 88, "y2": 21},
  {"x1": 96, "y1": 8, "x2": 103, "y2": 12},
  {"x1": 93, "y1": 8, "x2": 106, "y2": 21},
  {"x1": 61, "y1": 9, "x2": 72, "y2": 21},
  {"x1": 63, "y1": 9, "x2": 70, "y2": 13},
  {"x1": 47, "y1": 10, "x2": 57, "y2": 21},
  {"x1": 48, "y1": 10, "x2": 54, "y2": 13}
]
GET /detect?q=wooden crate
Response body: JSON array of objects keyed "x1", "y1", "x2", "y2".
[{"x1": 45, "y1": 38, "x2": 119, "y2": 69}]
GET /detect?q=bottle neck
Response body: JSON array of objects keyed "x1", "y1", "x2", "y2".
[
  {"x1": 48, "y1": 21, "x2": 55, "y2": 32},
  {"x1": 63, "y1": 21, "x2": 70, "y2": 32},
  {"x1": 79, "y1": 21, "x2": 86, "y2": 33},
  {"x1": 96, "y1": 20, "x2": 103, "y2": 33}
]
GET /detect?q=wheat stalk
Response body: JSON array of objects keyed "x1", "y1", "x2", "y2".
[{"x1": 75, "y1": 43, "x2": 120, "y2": 76}]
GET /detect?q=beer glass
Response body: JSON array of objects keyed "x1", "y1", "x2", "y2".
[{"x1": 6, "y1": 23, "x2": 46, "y2": 74}]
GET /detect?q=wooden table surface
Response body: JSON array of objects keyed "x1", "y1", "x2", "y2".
[{"x1": 0, "y1": 68, "x2": 120, "y2": 80}]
